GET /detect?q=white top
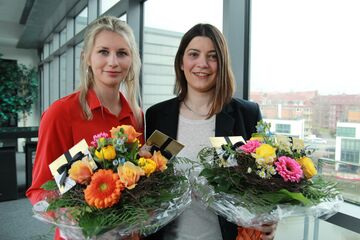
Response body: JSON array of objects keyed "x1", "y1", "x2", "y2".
[{"x1": 170, "y1": 114, "x2": 222, "y2": 240}]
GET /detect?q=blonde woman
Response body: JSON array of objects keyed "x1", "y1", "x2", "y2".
[{"x1": 27, "y1": 16, "x2": 143, "y2": 240}]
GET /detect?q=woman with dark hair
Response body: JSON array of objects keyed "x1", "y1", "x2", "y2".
[{"x1": 145, "y1": 23, "x2": 276, "y2": 240}]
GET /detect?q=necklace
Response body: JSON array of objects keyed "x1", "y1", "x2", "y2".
[{"x1": 183, "y1": 101, "x2": 209, "y2": 117}]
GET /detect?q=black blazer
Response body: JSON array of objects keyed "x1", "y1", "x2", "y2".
[{"x1": 145, "y1": 97, "x2": 262, "y2": 240}]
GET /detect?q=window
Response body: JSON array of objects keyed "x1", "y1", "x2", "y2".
[
  {"x1": 119, "y1": 14, "x2": 126, "y2": 22},
  {"x1": 60, "y1": 27, "x2": 67, "y2": 46},
  {"x1": 337, "y1": 127, "x2": 356, "y2": 138},
  {"x1": 75, "y1": 7, "x2": 88, "y2": 34},
  {"x1": 74, "y1": 41, "x2": 84, "y2": 90},
  {"x1": 250, "y1": 0, "x2": 360, "y2": 204},
  {"x1": 43, "y1": 43, "x2": 50, "y2": 59},
  {"x1": 100, "y1": 0, "x2": 120, "y2": 14},
  {"x1": 59, "y1": 53, "x2": 67, "y2": 97},
  {"x1": 142, "y1": 0, "x2": 222, "y2": 111},
  {"x1": 275, "y1": 124, "x2": 291, "y2": 134}
]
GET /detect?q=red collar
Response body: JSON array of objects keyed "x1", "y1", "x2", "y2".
[{"x1": 86, "y1": 89, "x2": 133, "y2": 119}]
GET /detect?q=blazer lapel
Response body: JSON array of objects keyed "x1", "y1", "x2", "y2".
[
  {"x1": 215, "y1": 100, "x2": 248, "y2": 138},
  {"x1": 215, "y1": 107, "x2": 235, "y2": 137},
  {"x1": 162, "y1": 98, "x2": 180, "y2": 139}
]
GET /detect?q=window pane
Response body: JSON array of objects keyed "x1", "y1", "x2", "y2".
[
  {"x1": 60, "y1": 27, "x2": 67, "y2": 46},
  {"x1": 119, "y1": 13, "x2": 126, "y2": 22},
  {"x1": 100, "y1": 0, "x2": 121, "y2": 14},
  {"x1": 74, "y1": 41, "x2": 84, "y2": 90},
  {"x1": 75, "y1": 7, "x2": 88, "y2": 34},
  {"x1": 143, "y1": 0, "x2": 223, "y2": 111},
  {"x1": 60, "y1": 53, "x2": 67, "y2": 97},
  {"x1": 250, "y1": 0, "x2": 360, "y2": 204},
  {"x1": 49, "y1": 39, "x2": 54, "y2": 54},
  {"x1": 43, "y1": 43, "x2": 50, "y2": 59}
]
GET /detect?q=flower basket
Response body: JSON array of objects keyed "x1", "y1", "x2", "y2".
[
  {"x1": 192, "y1": 120, "x2": 343, "y2": 229},
  {"x1": 32, "y1": 125, "x2": 191, "y2": 239},
  {"x1": 33, "y1": 171, "x2": 191, "y2": 239}
]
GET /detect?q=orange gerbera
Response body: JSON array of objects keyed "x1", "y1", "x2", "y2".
[{"x1": 84, "y1": 169, "x2": 124, "y2": 209}]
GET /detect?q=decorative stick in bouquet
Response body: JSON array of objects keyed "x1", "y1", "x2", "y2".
[{"x1": 194, "y1": 120, "x2": 343, "y2": 240}]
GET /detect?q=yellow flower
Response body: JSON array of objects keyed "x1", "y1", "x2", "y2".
[
  {"x1": 95, "y1": 145, "x2": 116, "y2": 161},
  {"x1": 138, "y1": 157, "x2": 157, "y2": 177},
  {"x1": 68, "y1": 158, "x2": 93, "y2": 185},
  {"x1": 98, "y1": 137, "x2": 106, "y2": 145},
  {"x1": 151, "y1": 151, "x2": 168, "y2": 172},
  {"x1": 297, "y1": 156, "x2": 317, "y2": 179},
  {"x1": 117, "y1": 161, "x2": 145, "y2": 189},
  {"x1": 252, "y1": 144, "x2": 276, "y2": 164},
  {"x1": 250, "y1": 136, "x2": 264, "y2": 142}
]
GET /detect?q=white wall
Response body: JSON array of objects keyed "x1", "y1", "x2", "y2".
[
  {"x1": 0, "y1": 46, "x2": 38, "y2": 67},
  {"x1": 0, "y1": 46, "x2": 40, "y2": 127}
]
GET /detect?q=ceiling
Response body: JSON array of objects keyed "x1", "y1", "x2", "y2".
[
  {"x1": 0, "y1": 0, "x2": 27, "y2": 48},
  {"x1": 0, "y1": 0, "x2": 77, "y2": 50}
]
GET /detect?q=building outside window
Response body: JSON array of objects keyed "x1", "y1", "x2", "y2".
[
  {"x1": 249, "y1": 0, "x2": 360, "y2": 205},
  {"x1": 275, "y1": 123, "x2": 291, "y2": 134},
  {"x1": 142, "y1": 0, "x2": 222, "y2": 111}
]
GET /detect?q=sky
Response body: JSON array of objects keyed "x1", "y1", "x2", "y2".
[
  {"x1": 250, "y1": 0, "x2": 360, "y2": 95},
  {"x1": 144, "y1": 0, "x2": 359, "y2": 95},
  {"x1": 144, "y1": 0, "x2": 222, "y2": 33}
]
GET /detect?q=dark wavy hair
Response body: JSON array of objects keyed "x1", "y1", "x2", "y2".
[{"x1": 174, "y1": 23, "x2": 235, "y2": 117}]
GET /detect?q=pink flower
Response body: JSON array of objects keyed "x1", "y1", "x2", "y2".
[
  {"x1": 91, "y1": 132, "x2": 109, "y2": 147},
  {"x1": 275, "y1": 156, "x2": 303, "y2": 183},
  {"x1": 239, "y1": 140, "x2": 261, "y2": 154}
]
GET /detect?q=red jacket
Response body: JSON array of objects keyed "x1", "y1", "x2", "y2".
[{"x1": 26, "y1": 89, "x2": 144, "y2": 239}]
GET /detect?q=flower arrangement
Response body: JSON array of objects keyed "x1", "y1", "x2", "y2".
[
  {"x1": 193, "y1": 120, "x2": 342, "y2": 238},
  {"x1": 33, "y1": 125, "x2": 191, "y2": 239}
]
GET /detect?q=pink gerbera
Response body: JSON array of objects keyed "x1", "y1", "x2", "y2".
[
  {"x1": 239, "y1": 140, "x2": 261, "y2": 154},
  {"x1": 275, "y1": 156, "x2": 303, "y2": 182}
]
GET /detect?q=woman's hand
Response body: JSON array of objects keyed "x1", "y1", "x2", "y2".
[
  {"x1": 123, "y1": 233, "x2": 140, "y2": 240},
  {"x1": 254, "y1": 222, "x2": 277, "y2": 240}
]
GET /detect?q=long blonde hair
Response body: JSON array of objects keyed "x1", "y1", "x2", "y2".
[{"x1": 79, "y1": 16, "x2": 142, "y2": 127}]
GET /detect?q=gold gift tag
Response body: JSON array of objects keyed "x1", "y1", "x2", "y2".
[
  {"x1": 143, "y1": 130, "x2": 184, "y2": 159},
  {"x1": 209, "y1": 136, "x2": 245, "y2": 148},
  {"x1": 49, "y1": 139, "x2": 97, "y2": 194}
]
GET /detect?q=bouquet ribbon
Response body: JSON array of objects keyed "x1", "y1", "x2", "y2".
[
  {"x1": 57, "y1": 151, "x2": 85, "y2": 186},
  {"x1": 222, "y1": 137, "x2": 243, "y2": 150},
  {"x1": 150, "y1": 137, "x2": 173, "y2": 159}
]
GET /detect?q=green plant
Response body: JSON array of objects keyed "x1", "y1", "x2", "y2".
[{"x1": 0, "y1": 53, "x2": 38, "y2": 125}]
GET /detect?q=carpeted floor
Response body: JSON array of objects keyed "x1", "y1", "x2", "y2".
[{"x1": 0, "y1": 197, "x2": 53, "y2": 240}]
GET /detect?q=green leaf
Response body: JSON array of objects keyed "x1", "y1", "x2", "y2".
[
  {"x1": 261, "y1": 189, "x2": 312, "y2": 205},
  {"x1": 41, "y1": 180, "x2": 58, "y2": 190},
  {"x1": 199, "y1": 168, "x2": 216, "y2": 178}
]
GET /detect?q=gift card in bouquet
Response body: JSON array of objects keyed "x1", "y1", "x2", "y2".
[
  {"x1": 49, "y1": 139, "x2": 97, "y2": 194},
  {"x1": 209, "y1": 136, "x2": 245, "y2": 148},
  {"x1": 142, "y1": 130, "x2": 184, "y2": 159}
]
